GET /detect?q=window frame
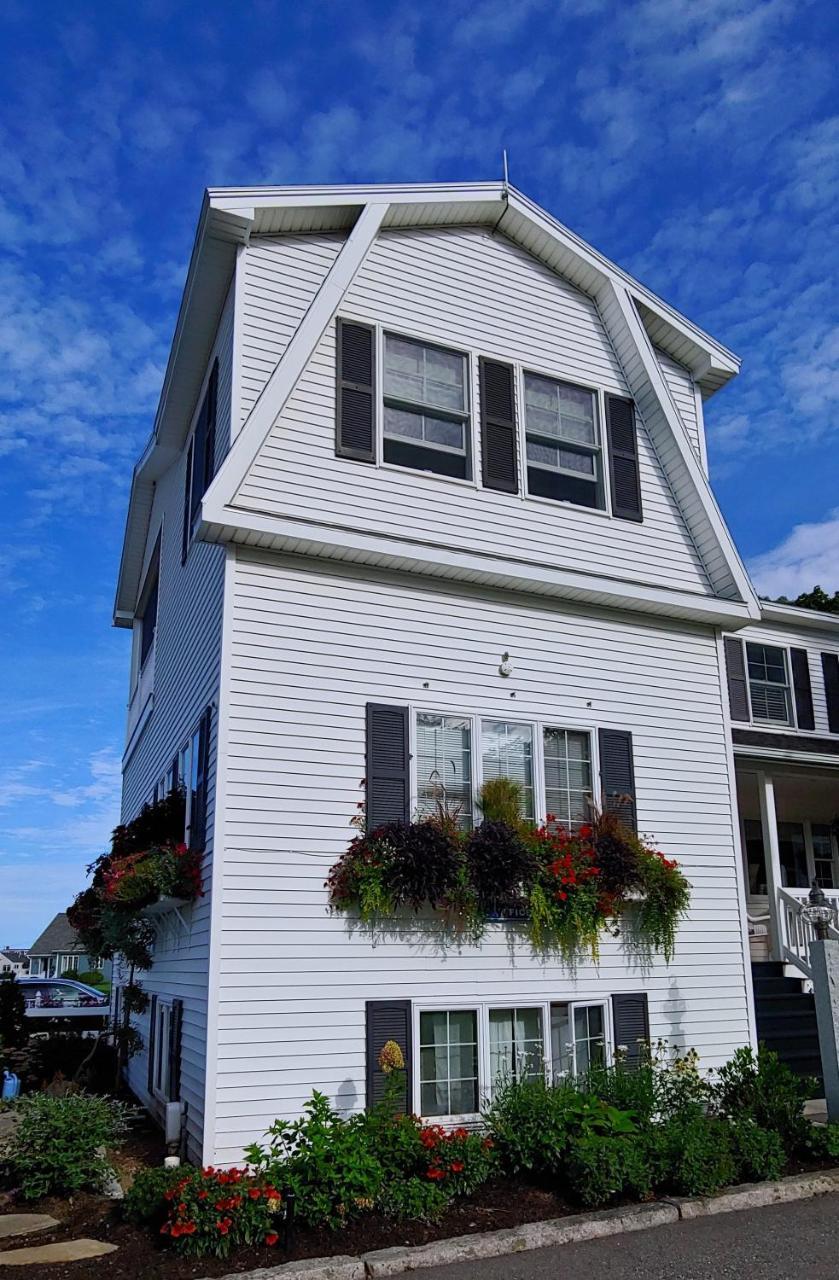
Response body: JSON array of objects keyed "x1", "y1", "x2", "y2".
[
  {"x1": 518, "y1": 366, "x2": 610, "y2": 515},
  {"x1": 744, "y1": 641, "x2": 794, "y2": 728},
  {"x1": 152, "y1": 1000, "x2": 172, "y2": 1103},
  {"x1": 412, "y1": 998, "x2": 613, "y2": 1122},
  {"x1": 379, "y1": 328, "x2": 474, "y2": 482},
  {"x1": 410, "y1": 709, "x2": 597, "y2": 831},
  {"x1": 182, "y1": 358, "x2": 219, "y2": 561}
]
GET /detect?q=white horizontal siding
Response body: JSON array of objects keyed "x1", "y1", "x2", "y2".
[
  {"x1": 233, "y1": 227, "x2": 713, "y2": 598},
  {"x1": 120, "y1": 281, "x2": 234, "y2": 1163},
  {"x1": 656, "y1": 348, "x2": 702, "y2": 465},
  {"x1": 207, "y1": 549, "x2": 751, "y2": 1165},
  {"x1": 733, "y1": 621, "x2": 839, "y2": 739}
]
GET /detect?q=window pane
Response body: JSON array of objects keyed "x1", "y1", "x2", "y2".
[
  {"x1": 384, "y1": 335, "x2": 465, "y2": 413},
  {"x1": 423, "y1": 417, "x2": 464, "y2": 449},
  {"x1": 550, "y1": 1003, "x2": 573, "y2": 1078},
  {"x1": 384, "y1": 406, "x2": 423, "y2": 440},
  {"x1": 481, "y1": 722, "x2": 534, "y2": 819},
  {"x1": 416, "y1": 714, "x2": 472, "y2": 828},
  {"x1": 544, "y1": 729, "x2": 591, "y2": 829},
  {"x1": 489, "y1": 1008, "x2": 544, "y2": 1090},
  {"x1": 524, "y1": 374, "x2": 596, "y2": 446},
  {"x1": 526, "y1": 438, "x2": 596, "y2": 478},
  {"x1": 420, "y1": 1010, "x2": 478, "y2": 1117}
]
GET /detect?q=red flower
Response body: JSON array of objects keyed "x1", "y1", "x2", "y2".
[
  {"x1": 216, "y1": 1217, "x2": 232, "y2": 1235},
  {"x1": 454, "y1": 1127, "x2": 468, "y2": 1140},
  {"x1": 249, "y1": 1188, "x2": 261, "y2": 1200},
  {"x1": 427, "y1": 1166, "x2": 446, "y2": 1180},
  {"x1": 265, "y1": 1233, "x2": 279, "y2": 1247},
  {"x1": 198, "y1": 1190, "x2": 208, "y2": 1200},
  {"x1": 450, "y1": 1160, "x2": 464, "y2": 1173},
  {"x1": 578, "y1": 824, "x2": 593, "y2": 839}
]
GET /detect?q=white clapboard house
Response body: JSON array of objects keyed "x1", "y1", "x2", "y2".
[{"x1": 113, "y1": 182, "x2": 839, "y2": 1166}]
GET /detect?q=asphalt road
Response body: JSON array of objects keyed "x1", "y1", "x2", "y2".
[{"x1": 397, "y1": 1193, "x2": 839, "y2": 1279}]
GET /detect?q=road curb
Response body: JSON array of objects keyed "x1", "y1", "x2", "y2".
[{"x1": 202, "y1": 1167, "x2": 839, "y2": 1280}]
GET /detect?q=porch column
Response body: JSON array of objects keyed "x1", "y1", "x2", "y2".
[{"x1": 758, "y1": 771, "x2": 784, "y2": 960}]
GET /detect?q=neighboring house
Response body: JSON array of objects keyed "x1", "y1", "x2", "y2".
[
  {"x1": 112, "y1": 181, "x2": 839, "y2": 1167},
  {"x1": 0, "y1": 947, "x2": 28, "y2": 976},
  {"x1": 28, "y1": 912, "x2": 103, "y2": 979}
]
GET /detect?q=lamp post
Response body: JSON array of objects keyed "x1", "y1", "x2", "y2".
[{"x1": 802, "y1": 880, "x2": 839, "y2": 1122}]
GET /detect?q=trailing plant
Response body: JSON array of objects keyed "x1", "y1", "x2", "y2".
[
  {"x1": 6, "y1": 1091, "x2": 132, "y2": 1199},
  {"x1": 329, "y1": 806, "x2": 689, "y2": 961}
]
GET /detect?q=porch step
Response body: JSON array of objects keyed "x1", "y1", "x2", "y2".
[{"x1": 751, "y1": 962, "x2": 822, "y2": 1084}]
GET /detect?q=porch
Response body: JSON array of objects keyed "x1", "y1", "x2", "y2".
[{"x1": 737, "y1": 763, "x2": 839, "y2": 976}]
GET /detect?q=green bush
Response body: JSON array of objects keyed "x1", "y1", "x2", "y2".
[
  {"x1": 7, "y1": 1092, "x2": 131, "y2": 1200},
  {"x1": 564, "y1": 1132, "x2": 654, "y2": 1208},
  {"x1": 124, "y1": 1165, "x2": 188, "y2": 1225},
  {"x1": 660, "y1": 1114, "x2": 736, "y2": 1196},
  {"x1": 729, "y1": 1117, "x2": 785, "y2": 1183},
  {"x1": 245, "y1": 1091, "x2": 384, "y2": 1229},
  {"x1": 716, "y1": 1047, "x2": 813, "y2": 1154},
  {"x1": 378, "y1": 1176, "x2": 450, "y2": 1222}
]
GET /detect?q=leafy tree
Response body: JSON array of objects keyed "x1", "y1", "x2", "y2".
[
  {"x1": 773, "y1": 585, "x2": 839, "y2": 615},
  {"x1": 0, "y1": 970, "x2": 27, "y2": 1050}
]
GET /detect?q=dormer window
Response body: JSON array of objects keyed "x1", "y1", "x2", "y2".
[
  {"x1": 383, "y1": 334, "x2": 470, "y2": 480},
  {"x1": 524, "y1": 373, "x2": 604, "y2": 510}
]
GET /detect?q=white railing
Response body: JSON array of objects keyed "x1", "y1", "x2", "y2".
[{"x1": 777, "y1": 887, "x2": 839, "y2": 978}]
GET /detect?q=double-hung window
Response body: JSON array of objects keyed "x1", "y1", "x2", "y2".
[
  {"x1": 746, "y1": 643, "x2": 793, "y2": 725},
  {"x1": 480, "y1": 721, "x2": 534, "y2": 819},
  {"x1": 415, "y1": 713, "x2": 473, "y2": 828},
  {"x1": 524, "y1": 373, "x2": 604, "y2": 510},
  {"x1": 550, "y1": 1002, "x2": 608, "y2": 1078},
  {"x1": 543, "y1": 728, "x2": 592, "y2": 829},
  {"x1": 383, "y1": 334, "x2": 470, "y2": 480}
]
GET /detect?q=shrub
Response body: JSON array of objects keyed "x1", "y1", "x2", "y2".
[
  {"x1": 418, "y1": 1124, "x2": 495, "y2": 1197},
  {"x1": 660, "y1": 1114, "x2": 736, "y2": 1196},
  {"x1": 378, "y1": 1176, "x2": 450, "y2": 1222},
  {"x1": 564, "y1": 1132, "x2": 654, "y2": 1207},
  {"x1": 729, "y1": 1117, "x2": 785, "y2": 1183},
  {"x1": 7, "y1": 1092, "x2": 131, "y2": 1200},
  {"x1": 159, "y1": 1167, "x2": 284, "y2": 1259},
  {"x1": 124, "y1": 1165, "x2": 188, "y2": 1225},
  {"x1": 715, "y1": 1047, "x2": 814, "y2": 1154},
  {"x1": 245, "y1": 1091, "x2": 383, "y2": 1230}
]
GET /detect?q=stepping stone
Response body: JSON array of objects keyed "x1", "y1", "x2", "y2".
[
  {"x1": 0, "y1": 1239, "x2": 117, "y2": 1265},
  {"x1": 0, "y1": 1216, "x2": 59, "y2": 1240}
]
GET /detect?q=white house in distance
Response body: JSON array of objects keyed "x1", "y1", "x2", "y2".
[
  {"x1": 113, "y1": 181, "x2": 839, "y2": 1166},
  {"x1": 0, "y1": 947, "x2": 28, "y2": 976}
]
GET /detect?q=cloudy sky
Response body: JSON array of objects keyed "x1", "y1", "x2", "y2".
[{"x1": 0, "y1": 0, "x2": 836, "y2": 945}]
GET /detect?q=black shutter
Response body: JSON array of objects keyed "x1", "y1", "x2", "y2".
[
  {"x1": 336, "y1": 320, "x2": 375, "y2": 462},
  {"x1": 790, "y1": 649, "x2": 815, "y2": 730},
  {"x1": 822, "y1": 654, "x2": 839, "y2": 733},
  {"x1": 605, "y1": 395, "x2": 643, "y2": 521},
  {"x1": 181, "y1": 439, "x2": 194, "y2": 565},
  {"x1": 191, "y1": 397, "x2": 208, "y2": 527},
  {"x1": 168, "y1": 998, "x2": 184, "y2": 1101},
  {"x1": 611, "y1": 993, "x2": 650, "y2": 1068},
  {"x1": 190, "y1": 708, "x2": 212, "y2": 853},
  {"x1": 147, "y1": 994, "x2": 158, "y2": 1094},
  {"x1": 366, "y1": 703, "x2": 410, "y2": 829},
  {"x1": 203, "y1": 360, "x2": 219, "y2": 493},
  {"x1": 598, "y1": 729, "x2": 637, "y2": 832},
  {"x1": 479, "y1": 358, "x2": 518, "y2": 494},
  {"x1": 366, "y1": 1000, "x2": 412, "y2": 1113},
  {"x1": 723, "y1": 637, "x2": 750, "y2": 723}
]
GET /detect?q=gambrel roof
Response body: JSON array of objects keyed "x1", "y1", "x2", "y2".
[{"x1": 115, "y1": 182, "x2": 759, "y2": 627}]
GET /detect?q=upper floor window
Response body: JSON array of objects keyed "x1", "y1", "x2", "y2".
[
  {"x1": 182, "y1": 359, "x2": 218, "y2": 561},
  {"x1": 524, "y1": 373, "x2": 604, "y2": 511},
  {"x1": 139, "y1": 564, "x2": 159, "y2": 670},
  {"x1": 415, "y1": 713, "x2": 473, "y2": 828},
  {"x1": 543, "y1": 728, "x2": 592, "y2": 829},
  {"x1": 481, "y1": 720, "x2": 535, "y2": 820},
  {"x1": 383, "y1": 334, "x2": 470, "y2": 480},
  {"x1": 746, "y1": 642, "x2": 792, "y2": 725}
]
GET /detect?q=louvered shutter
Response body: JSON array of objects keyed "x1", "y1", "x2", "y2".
[
  {"x1": 822, "y1": 654, "x2": 839, "y2": 733},
  {"x1": 336, "y1": 320, "x2": 376, "y2": 461},
  {"x1": 479, "y1": 358, "x2": 518, "y2": 493},
  {"x1": 790, "y1": 649, "x2": 815, "y2": 730},
  {"x1": 168, "y1": 998, "x2": 184, "y2": 1101},
  {"x1": 191, "y1": 397, "x2": 208, "y2": 527},
  {"x1": 605, "y1": 395, "x2": 643, "y2": 521},
  {"x1": 181, "y1": 440, "x2": 194, "y2": 564},
  {"x1": 366, "y1": 1000, "x2": 412, "y2": 1112},
  {"x1": 611, "y1": 993, "x2": 650, "y2": 1068},
  {"x1": 203, "y1": 360, "x2": 219, "y2": 492},
  {"x1": 723, "y1": 637, "x2": 750, "y2": 722},
  {"x1": 190, "y1": 708, "x2": 212, "y2": 853},
  {"x1": 598, "y1": 729, "x2": 637, "y2": 832},
  {"x1": 147, "y1": 994, "x2": 158, "y2": 1094},
  {"x1": 366, "y1": 703, "x2": 410, "y2": 829}
]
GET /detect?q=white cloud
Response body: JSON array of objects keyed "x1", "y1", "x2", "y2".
[{"x1": 748, "y1": 508, "x2": 839, "y2": 598}]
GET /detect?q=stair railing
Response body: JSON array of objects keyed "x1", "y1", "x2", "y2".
[{"x1": 777, "y1": 886, "x2": 839, "y2": 979}]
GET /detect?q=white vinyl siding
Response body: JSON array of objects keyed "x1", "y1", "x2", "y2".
[
  {"x1": 119, "y1": 279, "x2": 233, "y2": 1164},
  {"x1": 235, "y1": 227, "x2": 713, "y2": 598},
  {"x1": 655, "y1": 347, "x2": 704, "y2": 467},
  {"x1": 206, "y1": 550, "x2": 752, "y2": 1166}
]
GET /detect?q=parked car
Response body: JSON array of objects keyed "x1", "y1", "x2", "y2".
[{"x1": 17, "y1": 976, "x2": 110, "y2": 1019}]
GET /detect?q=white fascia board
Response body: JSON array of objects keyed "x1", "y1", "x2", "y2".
[
  {"x1": 759, "y1": 601, "x2": 839, "y2": 634},
  {"x1": 204, "y1": 201, "x2": 389, "y2": 512},
  {"x1": 208, "y1": 182, "x2": 504, "y2": 214},
  {"x1": 504, "y1": 188, "x2": 739, "y2": 386},
  {"x1": 198, "y1": 500, "x2": 757, "y2": 628},
  {"x1": 598, "y1": 280, "x2": 760, "y2": 618},
  {"x1": 732, "y1": 744, "x2": 839, "y2": 770}
]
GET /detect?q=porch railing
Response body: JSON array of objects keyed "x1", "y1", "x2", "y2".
[{"x1": 777, "y1": 887, "x2": 839, "y2": 979}]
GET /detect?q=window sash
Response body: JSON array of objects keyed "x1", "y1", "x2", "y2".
[
  {"x1": 543, "y1": 728, "x2": 592, "y2": 830},
  {"x1": 480, "y1": 720, "x2": 535, "y2": 820},
  {"x1": 524, "y1": 373, "x2": 600, "y2": 483},
  {"x1": 550, "y1": 1001, "x2": 608, "y2": 1079},
  {"x1": 153, "y1": 1003, "x2": 171, "y2": 1099},
  {"x1": 419, "y1": 1009, "x2": 479, "y2": 1118},
  {"x1": 415, "y1": 713, "x2": 473, "y2": 828},
  {"x1": 488, "y1": 1007, "x2": 545, "y2": 1091},
  {"x1": 746, "y1": 643, "x2": 793, "y2": 725},
  {"x1": 384, "y1": 334, "x2": 467, "y2": 417}
]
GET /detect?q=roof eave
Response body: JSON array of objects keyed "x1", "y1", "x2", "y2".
[{"x1": 760, "y1": 601, "x2": 839, "y2": 633}]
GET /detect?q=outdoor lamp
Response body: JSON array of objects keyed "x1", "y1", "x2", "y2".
[{"x1": 800, "y1": 880, "x2": 834, "y2": 941}]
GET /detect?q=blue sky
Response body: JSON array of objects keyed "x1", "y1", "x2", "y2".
[{"x1": 0, "y1": 0, "x2": 836, "y2": 947}]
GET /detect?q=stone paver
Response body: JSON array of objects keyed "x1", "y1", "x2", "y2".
[
  {"x1": 0, "y1": 1239, "x2": 117, "y2": 1265},
  {"x1": 0, "y1": 1215, "x2": 59, "y2": 1240}
]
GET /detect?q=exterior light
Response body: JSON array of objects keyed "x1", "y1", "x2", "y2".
[{"x1": 800, "y1": 879, "x2": 835, "y2": 941}]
